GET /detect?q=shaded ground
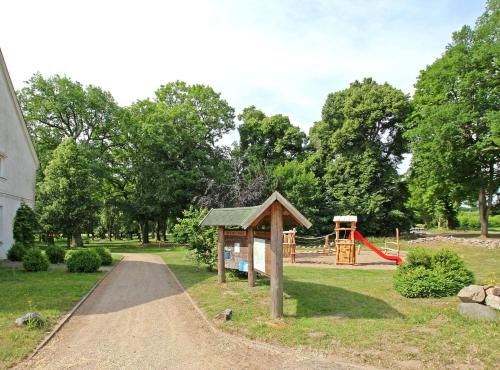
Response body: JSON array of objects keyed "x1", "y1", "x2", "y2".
[{"x1": 19, "y1": 254, "x2": 365, "y2": 370}]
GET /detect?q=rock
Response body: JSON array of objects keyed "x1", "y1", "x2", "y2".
[
  {"x1": 15, "y1": 312, "x2": 43, "y2": 326},
  {"x1": 485, "y1": 286, "x2": 500, "y2": 297},
  {"x1": 457, "y1": 285, "x2": 486, "y2": 303},
  {"x1": 485, "y1": 295, "x2": 500, "y2": 310},
  {"x1": 214, "y1": 308, "x2": 232, "y2": 321},
  {"x1": 457, "y1": 303, "x2": 497, "y2": 321}
]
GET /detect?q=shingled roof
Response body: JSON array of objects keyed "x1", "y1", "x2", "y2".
[
  {"x1": 199, "y1": 191, "x2": 312, "y2": 229},
  {"x1": 199, "y1": 206, "x2": 260, "y2": 227}
]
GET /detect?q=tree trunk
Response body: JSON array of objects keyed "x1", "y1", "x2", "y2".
[
  {"x1": 66, "y1": 235, "x2": 71, "y2": 247},
  {"x1": 444, "y1": 201, "x2": 458, "y2": 229},
  {"x1": 72, "y1": 233, "x2": 83, "y2": 248},
  {"x1": 141, "y1": 221, "x2": 149, "y2": 244},
  {"x1": 47, "y1": 234, "x2": 55, "y2": 245},
  {"x1": 488, "y1": 161, "x2": 494, "y2": 216},
  {"x1": 479, "y1": 182, "x2": 489, "y2": 238},
  {"x1": 156, "y1": 220, "x2": 161, "y2": 241}
]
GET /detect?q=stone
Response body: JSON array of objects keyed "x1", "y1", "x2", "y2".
[
  {"x1": 457, "y1": 303, "x2": 497, "y2": 321},
  {"x1": 214, "y1": 308, "x2": 232, "y2": 321},
  {"x1": 15, "y1": 312, "x2": 43, "y2": 326},
  {"x1": 485, "y1": 286, "x2": 500, "y2": 297},
  {"x1": 485, "y1": 295, "x2": 500, "y2": 310},
  {"x1": 457, "y1": 285, "x2": 486, "y2": 303}
]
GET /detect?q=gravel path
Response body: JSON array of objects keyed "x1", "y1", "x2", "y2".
[{"x1": 20, "y1": 253, "x2": 367, "y2": 370}]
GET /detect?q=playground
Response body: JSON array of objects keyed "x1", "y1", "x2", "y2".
[{"x1": 284, "y1": 216, "x2": 405, "y2": 270}]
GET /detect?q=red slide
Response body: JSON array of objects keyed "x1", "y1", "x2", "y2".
[{"x1": 352, "y1": 230, "x2": 403, "y2": 265}]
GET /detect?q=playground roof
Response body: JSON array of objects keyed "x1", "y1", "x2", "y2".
[
  {"x1": 200, "y1": 191, "x2": 312, "y2": 229},
  {"x1": 333, "y1": 215, "x2": 358, "y2": 222}
]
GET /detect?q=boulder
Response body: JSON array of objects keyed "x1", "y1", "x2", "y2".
[
  {"x1": 214, "y1": 308, "x2": 232, "y2": 321},
  {"x1": 485, "y1": 286, "x2": 500, "y2": 297},
  {"x1": 457, "y1": 303, "x2": 497, "y2": 321},
  {"x1": 457, "y1": 285, "x2": 486, "y2": 303},
  {"x1": 485, "y1": 295, "x2": 500, "y2": 311},
  {"x1": 15, "y1": 312, "x2": 43, "y2": 326}
]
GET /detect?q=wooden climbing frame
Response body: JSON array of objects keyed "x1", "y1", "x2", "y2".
[
  {"x1": 283, "y1": 229, "x2": 296, "y2": 263},
  {"x1": 334, "y1": 215, "x2": 357, "y2": 265}
]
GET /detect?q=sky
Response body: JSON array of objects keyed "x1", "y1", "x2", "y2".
[{"x1": 0, "y1": 0, "x2": 486, "y2": 171}]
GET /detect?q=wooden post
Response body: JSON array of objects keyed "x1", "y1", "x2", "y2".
[
  {"x1": 270, "y1": 202, "x2": 283, "y2": 318},
  {"x1": 396, "y1": 228, "x2": 400, "y2": 259},
  {"x1": 218, "y1": 226, "x2": 225, "y2": 283},
  {"x1": 247, "y1": 226, "x2": 255, "y2": 287}
]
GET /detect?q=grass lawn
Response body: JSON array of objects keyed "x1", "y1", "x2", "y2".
[
  {"x1": 0, "y1": 268, "x2": 106, "y2": 369},
  {"x1": 157, "y1": 245, "x2": 499, "y2": 369}
]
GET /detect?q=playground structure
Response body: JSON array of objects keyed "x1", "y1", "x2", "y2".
[{"x1": 284, "y1": 215, "x2": 403, "y2": 266}]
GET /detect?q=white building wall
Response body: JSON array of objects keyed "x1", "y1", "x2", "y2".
[{"x1": 0, "y1": 51, "x2": 38, "y2": 258}]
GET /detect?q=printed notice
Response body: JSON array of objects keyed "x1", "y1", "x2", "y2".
[{"x1": 254, "y1": 238, "x2": 266, "y2": 273}]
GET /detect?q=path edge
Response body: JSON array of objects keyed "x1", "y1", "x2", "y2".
[
  {"x1": 162, "y1": 261, "x2": 372, "y2": 370},
  {"x1": 163, "y1": 262, "x2": 218, "y2": 334},
  {"x1": 26, "y1": 255, "x2": 125, "y2": 361}
]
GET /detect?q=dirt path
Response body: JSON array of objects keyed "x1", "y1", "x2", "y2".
[{"x1": 20, "y1": 254, "x2": 367, "y2": 370}]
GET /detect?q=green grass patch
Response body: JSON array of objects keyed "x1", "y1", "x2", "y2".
[
  {"x1": 0, "y1": 267, "x2": 104, "y2": 368},
  {"x1": 161, "y1": 247, "x2": 499, "y2": 369}
]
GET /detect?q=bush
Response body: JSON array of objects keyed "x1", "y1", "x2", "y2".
[
  {"x1": 394, "y1": 248, "x2": 474, "y2": 298},
  {"x1": 45, "y1": 244, "x2": 66, "y2": 263},
  {"x1": 7, "y1": 242, "x2": 27, "y2": 261},
  {"x1": 457, "y1": 211, "x2": 500, "y2": 230},
  {"x1": 23, "y1": 248, "x2": 49, "y2": 272},
  {"x1": 173, "y1": 207, "x2": 217, "y2": 270},
  {"x1": 13, "y1": 203, "x2": 38, "y2": 247},
  {"x1": 93, "y1": 247, "x2": 112, "y2": 266},
  {"x1": 66, "y1": 249, "x2": 101, "y2": 273}
]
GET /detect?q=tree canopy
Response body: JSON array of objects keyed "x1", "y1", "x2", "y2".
[
  {"x1": 405, "y1": 0, "x2": 500, "y2": 236},
  {"x1": 17, "y1": 1, "x2": 499, "y2": 243},
  {"x1": 310, "y1": 78, "x2": 412, "y2": 234}
]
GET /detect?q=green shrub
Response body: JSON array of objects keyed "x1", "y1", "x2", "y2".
[
  {"x1": 23, "y1": 248, "x2": 49, "y2": 272},
  {"x1": 457, "y1": 211, "x2": 500, "y2": 230},
  {"x1": 13, "y1": 203, "x2": 38, "y2": 247},
  {"x1": 173, "y1": 208, "x2": 217, "y2": 270},
  {"x1": 45, "y1": 244, "x2": 66, "y2": 263},
  {"x1": 93, "y1": 247, "x2": 112, "y2": 266},
  {"x1": 405, "y1": 247, "x2": 432, "y2": 269},
  {"x1": 7, "y1": 242, "x2": 27, "y2": 261},
  {"x1": 66, "y1": 249, "x2": 101, "y2": 273},
  {"x1": 394, "y1": 248, "x2": 474, "y2": 298}
]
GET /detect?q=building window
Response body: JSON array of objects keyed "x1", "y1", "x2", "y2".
[{"x1": 0, "y1": 154, "x2": 4, "y2": 178}]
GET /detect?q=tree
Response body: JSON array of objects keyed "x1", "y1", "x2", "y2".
[
  {"x1": 117, "y1": 81, "x2": 235, "y2": 243},
  {"x1": 37, "y1": 139, "x2": 100, "y2": 247},
  {"x1": 12, "y1": 203, "x2": 38, "y2": 247},
  {"x1": 310, "y1": 78, "x2": 412, "y2": 235},
  {"x1": 238, "y1": 106, "x2": 307, "y2": 166},
  {"x1": 18, "y1": 74, "x2": 121, "y2": 170},
  {"x1": 406, "y1": 0, "x2": 500, "y2": 236},
  {"x1": 272, "y1": 158, "x2": 327, "y2": 235}
]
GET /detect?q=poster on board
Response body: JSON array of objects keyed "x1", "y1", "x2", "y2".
[{"x1": 253, "y1": 238, "x2": 266, "y2": 273}]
